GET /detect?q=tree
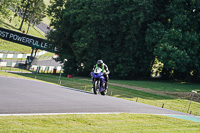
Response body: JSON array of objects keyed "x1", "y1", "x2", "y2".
[
  {"x1": 0, "y1": 0, "x2": 20, "y2": 18},
  {"x1": 18, "y1": 0, "x2": 46, "y2": 31},
  {"x1": 48, "y1": 0, "x2": 200, "y2": 81},
  {"x1": 26, "y1": 0, "x2": 46, "y2": 34},
  {"x1": 48, "y1": 0, "x2": 156, "y2": 79},
  {"x1": 47, "y1": 0, "x2": 66, "y2": 28},
  {"x1": 151, "y1": 0, "x2": 200, "y2": 81},
  {"x1": 18, "y1": 0, "x2": 30, "y2": 30}
]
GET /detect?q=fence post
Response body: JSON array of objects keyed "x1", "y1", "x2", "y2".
[
  {"x1": 162, "y1": 103, "x2": 165, "y2": 108},
  {"x1": 187, "y1": 91, "x2": 197, "y2": 113},
  {"x1": 84, "y1": 86, "x2": 86, "y2": 91}
]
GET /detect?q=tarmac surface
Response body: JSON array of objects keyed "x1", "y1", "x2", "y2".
[
  {"x1": 0, "y1": 76, "x2": 193, "y2": 115},
  {"x1": 1, "y1": 76, "x2": 200, "y2": 122},
  {"x1": 35, "y1": 21, "x2": 50, "y2": 35}
]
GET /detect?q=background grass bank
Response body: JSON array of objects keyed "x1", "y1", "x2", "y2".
[
  {"x1": 0, "y1": 10, "x2": 45, "y2": 54},
  {"x1": 110, "y1": 80, "x2": 200, "y2": 93}
]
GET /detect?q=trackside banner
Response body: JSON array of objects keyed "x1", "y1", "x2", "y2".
[{"x1": 0, "y1": 27, "x2": 57, "y2": 53}]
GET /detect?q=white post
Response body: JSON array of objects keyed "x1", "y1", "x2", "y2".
[
  {"x1": 187, "y1": 90, "x2": 197, "y2": 113},
  {"x1": 58, "y1": 59, "x2": 67, "y2": 84}
]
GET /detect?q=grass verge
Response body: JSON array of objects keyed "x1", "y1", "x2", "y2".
[
  {"x1": 0, "y1": 67, "x2": 31, "y2": 72},
  {"x1": 0, "y1": 114, "x2": 199, "y2": 133}
]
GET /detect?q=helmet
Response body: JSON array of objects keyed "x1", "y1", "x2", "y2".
[{"x1": 97, "y1": 60, "x2": 103, "y2": 67}]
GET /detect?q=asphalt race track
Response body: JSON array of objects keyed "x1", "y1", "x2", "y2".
[{"x1": 0, "y1": 76, "x2": 192, "y2": 115}]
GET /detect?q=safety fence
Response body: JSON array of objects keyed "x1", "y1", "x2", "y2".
[
  {"x1": 30, "y1": 65, "x2": 62, "y2": 72},
  {"x1": 0, "y1": 62, "x2": 19, "y2": 67}
]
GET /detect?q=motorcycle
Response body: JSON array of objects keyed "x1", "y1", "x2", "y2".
[{"x1": 91, "y1": 67, "x2": 107, "y2": 95}]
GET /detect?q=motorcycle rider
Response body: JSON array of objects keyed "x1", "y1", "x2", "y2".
[{"x1": 92, "y1": 60, "x2": 110, "y2": 90}]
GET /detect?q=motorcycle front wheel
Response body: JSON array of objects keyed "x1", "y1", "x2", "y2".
[
  {"x1": 100, "y1": 82, "x2": 106, "y2": 95},
  {"x1": 93, "y1": 80, "x2": 98, "y2": 95},
  {"x1": 100, "y1": 91, "x2": 105, "y2": 95}
]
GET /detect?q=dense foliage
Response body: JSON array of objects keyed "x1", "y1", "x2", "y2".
[
  {"x1": 152, "y1": 0, "x2": 200, "y2": 81},
  {"x1": 48, "y1": 0, "x2": 200, "y2": 81},
  {"x1": 0, "y1": 0, "x2": 20, "y2": 18}
]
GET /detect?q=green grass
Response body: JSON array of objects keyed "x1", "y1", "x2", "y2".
[
  {"x1": 0, "y1": 70, "x2": 30, "y2": 78},
  {"x1": 40, "y1": 52, "x2": 55, "y2": 57},
  {"x1": 0, "y1": 67, "x2": 30, "y2": 72},
  {"x1": 107, "y1": 84, "x2": 200, "y2": 116},
  {"x1": 42, "y1": 15, "x2": 51, "y2": 26},
  {"x1": 0, "y1": 39, "x2": 34, "y2": 54},
  {"x1": 0, "y1": 11, "x2": 45, "y2": 54},
  {"x1": 42, "y1": 0, "x2": 51, "y2": 26},
  {"x1": 110, "y1": 80, "x2": 200, "y2": 93},
  {"x1": 8, "y1": 73, "x2": 200, "y2": 116},
  {"x1": 0, "y1": 114, "x2": 199, "y2": 133},
  {"x1": 37, "y1": 52, "x2": 55, "y2": 60},
  {"x1": 0, "y1": 58, "x2": 26, "y2": 61},
  {"x1": 0, "y1": 12, "x2": 45, "y2": 38}
]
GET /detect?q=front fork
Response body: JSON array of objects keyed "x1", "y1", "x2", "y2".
[{"x1": 99, "y1": 76, "x2": 105, "y2": 91}]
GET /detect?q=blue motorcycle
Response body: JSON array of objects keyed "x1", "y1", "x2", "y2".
[{"x1": 91, "y1": 68, "x2": 107, "y2": 95}]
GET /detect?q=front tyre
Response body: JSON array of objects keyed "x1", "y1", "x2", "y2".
[
  {"x1": 93, "y1": 81, "x2": 98, "y2": 95},
  {"x1": 100, "y1": 91, "x2": 105, "y2": 95},
  {"x1": 100, "y1": 83, "x2": 107, "y2": 95}
]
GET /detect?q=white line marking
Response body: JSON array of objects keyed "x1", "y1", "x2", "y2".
[
  {"x1": 0, "y1": 112, "x2": 195, "y2": 117},
  {"x1": 0, "y1": 112, "x2": 123, "y2": 116}
]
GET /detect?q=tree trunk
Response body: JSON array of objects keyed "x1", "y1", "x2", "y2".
[
  {"x1": 194, "y1": 70, "x2": 200, "y2": 82},
  {"x1": 26, "y1": 21, "x2": 31, "y2": 34},
  {"x1": 19, "y1": 0, "x2": 30, "y2": 31},
  {"x1": 26, "y1": 15, "x2": 32, "y2": 34},
  {"x1": 19, "y1": 8, "x2": 27, "y2": 30}
]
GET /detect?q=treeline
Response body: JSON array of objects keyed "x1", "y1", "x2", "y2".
[{"x1": 47, "y1": 0, "x2": 200, "y2": 81}]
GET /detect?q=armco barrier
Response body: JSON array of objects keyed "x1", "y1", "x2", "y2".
[
  {"x1": 30, "y1": 65, "x2": 61, "y2": 71},
  {"x1": 0, "y1": 62, "x2": 19, "y2": 67},
  {"x1": 0, "y1": 53, "x2": 30, "y2": 58}
]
